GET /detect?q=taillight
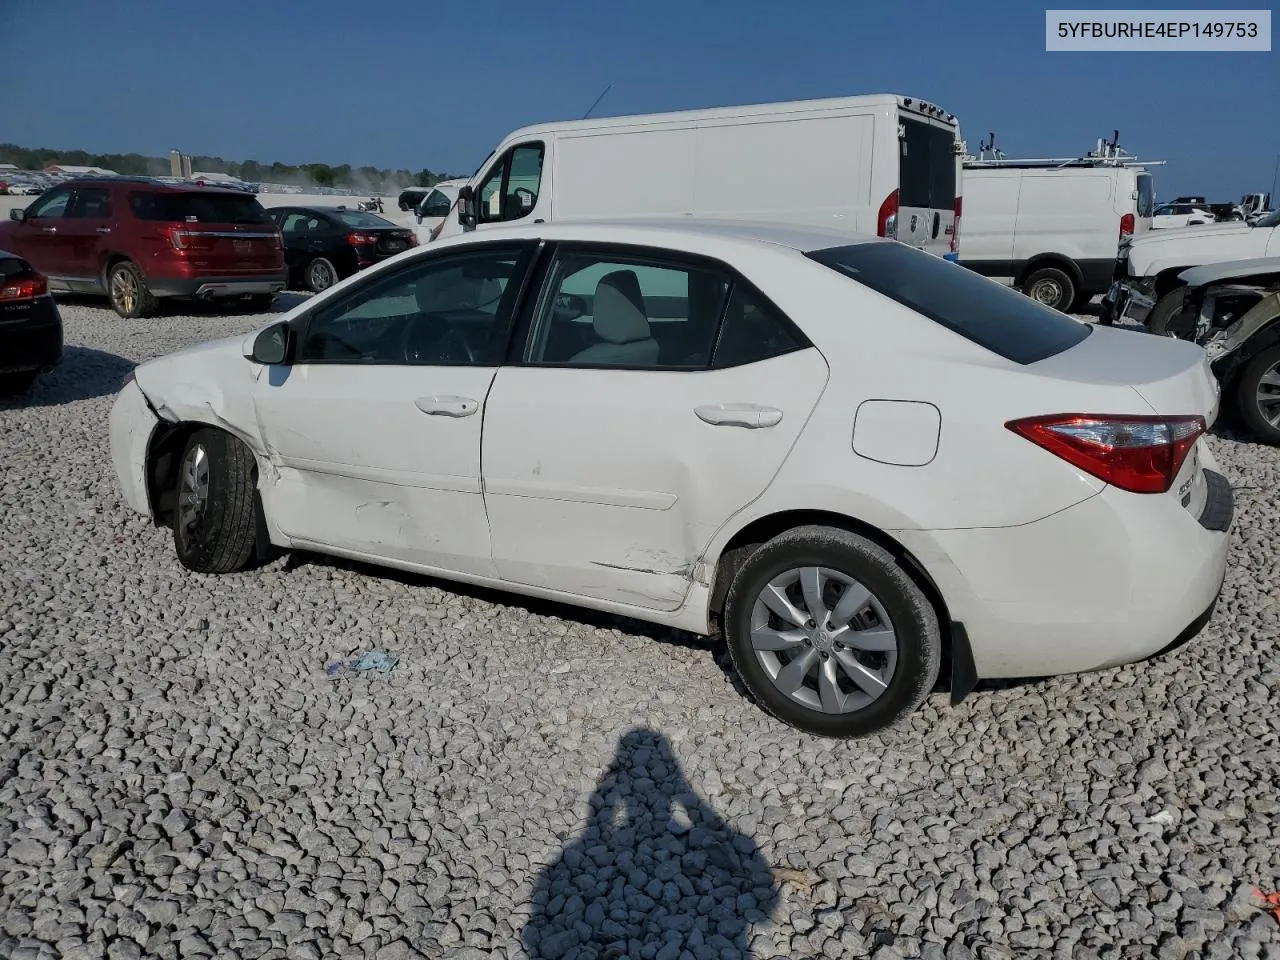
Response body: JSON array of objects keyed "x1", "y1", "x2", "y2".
[
  {"x1": 347, "y1": 232, "x2": 378, "y2": 246},
  {"x1": 951, "y1": 196, "x2": 963, "y2": 253},
  {"x1": 404, "y1": 232, "x2": 419, "y2": 247},
  {"x1": 1006, "y1": 414, "x2": 1206, "y2": 494},
  {"x1": 1120, "y1": 213, "x2": 1135, "y2": 237},
  {"x1": 165, "y1": 226, "x2": 189, "y2": 251},
  {"x1": 163, "y1": 227, "x2": 216, "y2": 252},
  {"x1": 271, "y1": 230, "x2": 283, "y2": 251},
  {"x1": 0, "y1": 274, "x2": 46, "y2": 301},
  {"x1": 877, "y1": 189, "x2": 899, "y2": 239}
]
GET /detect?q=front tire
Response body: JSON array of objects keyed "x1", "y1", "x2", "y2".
[
  {"x1": 107, "y1": 261, "x2": 159, "y2": 319},
  {"x1": 1022, "y1": 267, "x2": 1076, "y2": 313},
  {"x1": 1236, "y1": 345, "x2": 1280, "y2": 445},
  {"x1": 1147, "y1": 288, "x2": 1193, "y2": 338},
  {"x1": 172, "y1": 428, "x2": 259, "y2": 574},
  {"x1": 305, "y1": 257, "x2": 339, "y2": 293},
  {"x1": 722, "y1": 525, "x2": 941, "y2": 738}
]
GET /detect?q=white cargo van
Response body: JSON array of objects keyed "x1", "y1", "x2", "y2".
[
  {"x1": 958, "y1": 149, "x2": 1158, "y2": 311},
  {"x1": 438, "y1": 94, "x2": 965, "y2": 258}
]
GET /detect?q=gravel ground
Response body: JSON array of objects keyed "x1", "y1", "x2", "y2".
[{"x1": 2, "y1": 296, "x2": 1279, "y2": 960}]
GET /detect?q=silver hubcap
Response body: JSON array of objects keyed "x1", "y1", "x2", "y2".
[
  {"x1": 177, "y1": 444, "x2": 210, "y2": 547},
  {"x1": 1257, "y1": 363, "x2": 1280, "y2": 427},
  {"x1": 1030, "y1": 279, "x2": 1063, "y2": 306},
  {"x1": 309, "y1": 261, "x2": 334, "y2": 290},
  {"x1": 750, "y1": 567, "x2": 898, "y2": 714}
]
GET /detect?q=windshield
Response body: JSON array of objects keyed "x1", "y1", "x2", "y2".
[
  {"x1": 331, "y1": 210, "x2": 395, "y2": 228},
  {"x1": 806, "y1": 242, "x2": 1090, "y2": 365},
  {"x1": 1254, "y1": 209, "x2": 1280, "y2": 228}
]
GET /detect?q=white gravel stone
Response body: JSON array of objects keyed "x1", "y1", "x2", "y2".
[{"x1": 0, "y1": 298, "x2": 1278, "y2": 957}]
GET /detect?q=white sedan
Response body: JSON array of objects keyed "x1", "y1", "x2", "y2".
[{"x1": 109, "y1": 219, "x2": 1232, "y2": 738}]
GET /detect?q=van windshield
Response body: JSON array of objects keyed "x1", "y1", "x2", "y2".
[
  {"x1": 1136, "y1": 174, "x2": 1154, "y2": 217},
  {"x1": 806, "y1": 241, "x2": 1090, "y2": 365},
  {"x1": 899, "y1": 117, "x2": 956, "y2": 209}
]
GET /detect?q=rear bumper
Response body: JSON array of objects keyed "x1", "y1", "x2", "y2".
[
  {"x1": 900, "y1": 446, "x2": 1233, "y2": 680},
  {"x1": 149, "y1": 275, "x2": 287, "y2": 299},
  {"x1": 0, "y1": 298, "x2": 63, "y2": 373},
  {"x1": 109, "y1": 379, "x2": 162, "y2": 518}
]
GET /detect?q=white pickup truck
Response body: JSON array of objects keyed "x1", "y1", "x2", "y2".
[{"x1": 1101, "y1": 209, "x2": 1280, "y2": 326}]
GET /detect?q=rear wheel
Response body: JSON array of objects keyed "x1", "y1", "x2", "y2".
[
  {"x1": 722, "y1": 525, "x2": 941, "y2": 738},
  {"x1": 1148, "y1": 288, "x2": 1193, "y2": 338},
  {"x1": 172, "y1": 428, "x2": 259, "y2": 573},
  {"x1": 0, "y1": 371, "x2": 37, "y2": 396},
  {"x1": 306, "y1": 257, "x2": 339, "y2": 293},
  {"x1": 1236, "y1": 345, "x2": 1280, "y2": 445},
  {"x1": 1022, "y1": 267, "x2": 1076, "y2": 313},
  {"x1": 107, "y1": 261, "x2": 159, "y2": 319}
]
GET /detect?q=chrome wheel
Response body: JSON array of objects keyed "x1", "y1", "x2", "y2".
[
  {"x1": 749, "y1": 566, "x2": 898, "y2": 714},
  {"x1": 111, "y1": 268, "x2": 139, "y2": 314},
  {"x1": 1257, "y1": 362, "x2": 1280, "y2": 428},
  {"x1": 308, "y1": 259, "x2": 336, "y2": 291},
  {"x1": 177, "y1": 443, "x2": 211, "y2": 549}
]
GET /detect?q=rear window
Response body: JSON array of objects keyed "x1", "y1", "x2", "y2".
[
  {"x1": 806, "y1": 242, "x2": 1091, "y2": 365},
  {"x1": 899, "y1": 117, "x2": 957, "y2": 210},
  {"x1": 1136, "y1": 173, "x2": 1154, "y2": 217},
  {"x1": 331, "y1": 210, "x2": 395, "y2": 228},
  {"x1": 0, "y1": 257, "x2": 31, "y2": 279},
  {"x1": 127, "y1": 191, "x2": 272, "y2": 224}
]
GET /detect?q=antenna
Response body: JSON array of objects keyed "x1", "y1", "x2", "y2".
[{"x1": 582, "y1": 84, "x2": 613, "y2": 120}]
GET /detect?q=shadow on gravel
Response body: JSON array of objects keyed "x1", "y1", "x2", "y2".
[
  {"x1": 1, "y1": 346, "x2": 135, "y2": 408},
  {"x1": 522, "y1": 729, "x2": 778, "y2": 960}
]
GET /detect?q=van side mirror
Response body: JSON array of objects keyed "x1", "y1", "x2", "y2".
[
  {"x1": 457, "y1": 185, "x2": 477, "y2": 229},
  {"x1": 9, "y1": 208, "x2": 25, "y2": 222},
  {"x1": 248, "y1": 320, "x2": 290, "y2": 365}
]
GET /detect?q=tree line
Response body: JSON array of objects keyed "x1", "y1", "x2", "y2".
[{"x1": 0, "y1": 144, "x2": 462, "y2": 193}]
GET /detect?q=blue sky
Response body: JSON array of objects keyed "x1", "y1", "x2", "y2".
[{"x1": 2, "y1": 0, "x2": 1276, "y2": 199}]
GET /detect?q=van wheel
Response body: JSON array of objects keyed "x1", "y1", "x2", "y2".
[
  {"x1": 1236, "y1": 345, "x2": 1280, "y2": 445},
  {"x1": 172, "y1": 427, "x2": 259, "y2": 574},
  {"x1": 1022, "y1": 268, "x2": 1075, "y2": 312},
  {"x1": 721, "y1": 525, "x2": 941, "y2": 738},
  {"x1": 107, "y1": 261, "x2": 159, "y2": 319},
  {"x1": 306, "y1": 258, "x2": 339, "y2": 293}
]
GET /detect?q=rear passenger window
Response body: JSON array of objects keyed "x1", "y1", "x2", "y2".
[
  {"x1": 69, "y1": 187, "x2": 112, "y2": 218},
  {"x1": 525, "y1": 251, "x2": 730, "y2": 369},
  {"x1": 712, "y1": 285, "x2": 807, "y2": 368}
]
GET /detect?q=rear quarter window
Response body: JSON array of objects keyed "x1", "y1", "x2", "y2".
[
  {"x1": 807, "y1": 242, "x2": 1091, "y2": 365},
  {"x1": 128, "y1": 191, "x2": 272, "y2": 224}
]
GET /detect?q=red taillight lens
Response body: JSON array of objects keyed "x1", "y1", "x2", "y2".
[
  {"x1": 0, "y1": 274, "x2": 46, "y2": 301},
  {"x1": 1120, "y1": 213, "x2": 1135, "y2": 237},
  {"x1": 347, "y1": 232, "x2": 378, "y2": 246},
  {"x1": 951, "y1": 195, "x2": 963, "y2": 253},
  {"x1": 406, "y1": 233, "x2": 419, "y2": 247},
  {"x1": 1006, "y1": 414, "x2": 1206, "y2": 494},
  {"x1": 877, "y1": 188, "x2": 899, "y2": 239},
  {"x1": 165, "y1": 226, "x2": 189, "y2": 251}
]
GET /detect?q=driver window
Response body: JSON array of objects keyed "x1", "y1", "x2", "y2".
[
  {"x1": 296, "y1": 248, "x2": 525, "y2": 366},
  {"x1": 27, "y1": 189, "x2": 72, "y2": 220},
  {"x1": 478, "y1": 142, "x2": 544, "y2": 224}
]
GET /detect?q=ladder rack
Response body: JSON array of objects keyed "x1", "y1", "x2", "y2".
[{"x1": 963, "y1": 130, "x2": 1167, "y2": 168}]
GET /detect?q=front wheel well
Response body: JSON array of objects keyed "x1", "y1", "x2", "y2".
[
  {"x1": 706, "y1": 509, "x2": 952, "y2": 637},
  {"x1": 1017, "y1": 255, "x2": 1082, "y2": 288},
  {"x1": 145, "y1": 421, "x2": 260, "y2": 527},
  {"x1": 1154, "y1": 267, "x2": 1193, "y2": 299}
]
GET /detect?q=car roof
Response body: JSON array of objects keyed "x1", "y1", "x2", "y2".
[
  {"x1": 434, "y1": 217, "x2": 883, "y2": 255},
  {"x1": 56, "y1": 175, "x2": 254, "y2": 196}
]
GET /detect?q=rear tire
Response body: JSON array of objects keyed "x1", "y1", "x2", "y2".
[
  {"x1": 721, "y1": 525, "x2": 941, "y2": 738},
  {"x1": 305, "y1": 257, "x2": 339, "y2": 293},
  {"x1": 0, "y1": 371, "x2": 37, "y2": 396},
  {"x1": 107, "y1": 260, "x2": 159, "y2": 319},
  {"x1": 172, "y1": 428, "x2": 259, "y2": 574},
  {"x1": 1236, "y1": 344, "x2": 1280, "y2": 445},
  {"x1": 1022, "y1": 267, "x2": 1076, "y2": 313}
]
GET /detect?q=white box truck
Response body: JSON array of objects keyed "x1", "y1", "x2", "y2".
[
  {"x1": 436, "y1": 94, "x2": 965, "y2": 258},
  {"x1": 957, "y1": 139, "x2": 1159, "y2": 311}
]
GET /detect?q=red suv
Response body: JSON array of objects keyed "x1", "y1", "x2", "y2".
[{"x1": 0, "y1": 177, "x2": 286, "y2": 318}]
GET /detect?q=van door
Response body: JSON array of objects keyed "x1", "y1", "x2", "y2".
[
  {"x1": 472, "y1": 141, "x2": 548, "y2": 233},
  {"x1": 896, "y1": 115, "x2": 957, "y2": 256}
]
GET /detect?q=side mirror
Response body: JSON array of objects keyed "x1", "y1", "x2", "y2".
[
  {"x1": 457, "y1": 185, "x2": 477, "y2": 229},
  {"x1": 9, "y1": 208, "x2": 26, "y2": 222},
  {"x1": 248, "y1": 320, "x2": 290, "y2": 365}
]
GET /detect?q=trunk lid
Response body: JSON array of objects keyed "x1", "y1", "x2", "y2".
[{"x1": 136, "y1": 190, "x2": 283, "y2": 274}]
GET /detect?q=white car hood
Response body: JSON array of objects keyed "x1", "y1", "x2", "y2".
[{"x1": 1125, "y1": 221, "x2": 1268, "y2": 276}]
